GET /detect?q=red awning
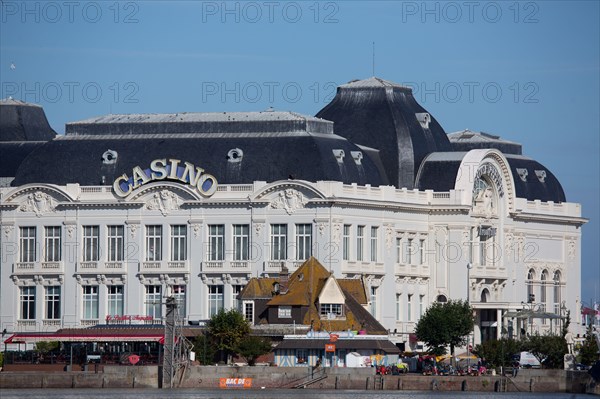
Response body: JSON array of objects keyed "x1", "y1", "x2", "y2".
[{"x1": 4, "y1": 333, "x2": 163, "y2": 344}]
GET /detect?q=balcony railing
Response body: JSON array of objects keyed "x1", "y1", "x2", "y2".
[
  {"x1": 201, "y1": 261, "x2": 251, "y2": 273},
  {"x1": 14, "y1": 262, "x2": 64, "y2": 274},
  {"x1": 81, "y1": 319, "x2": 99, "y2": 327}
]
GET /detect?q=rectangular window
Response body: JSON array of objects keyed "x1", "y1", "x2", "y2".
[
  {"x1": 343, "y1": 225, "x2": 351, "y2": 261},
  {"x1": 418, "y1": 239, "x2": 426, "y2": 265},
  {"x1": 419, "y1": 295, "x2": 425, "y2": 319},
  {"x1": 171, "y1": 225, "x2": 187, "y2": 261},
  {"x1": 145, "y1": 285, "x2": 162, "y2": 319},
  {"x1": 107, "y1": 225, "x2": 124, "y2": 262},
  {"x1": 243, "y1": 301, "x2": 254, "y2": 323},
  {"x1": 405, "y1": 238, "x2": 413, "y2": 265},
  {"x1": 278, "y1": 306, "x2": 292, "y2": 318},
  {"x1": 44, "y1": 226, "x2": 61, "y2": 262},
  {"x1": 173, "y1": 285, "x2": 186, "y2": 318},
  {"x1": 19, "y1": 227, "x2": 36, "y2": 263},
  {"x1": 370, "y1": 226, "x2": 378, "y2": 262},
  {"x1": 357, "y1": 226, "x2": 364, "y2": 261},
  {"x1": 83, "y1": 226, "x2": 100, "y2": 262},
  {"x1": 407, "y1": 294, "x2": 413, "y2": 322},
  {"x1": 208, "y1": 285, "x2": 224, "y2": 317},
  {"x1": 232, "y1": 284, "x2": 244, "y2": 311},
  {"x1": 320, "y1": 303, "x2": 344, "y2": 318},
  {"x1": 146, "y1": 225, "x2": 162, "y2": 261},
  {"x1": 20, "y1": 286, "x2": 36, "y2": 320},
  {"x1": 370, "y1": 286, "x2": 377, "y2": 316},
  {"x1": 233, "y1": 225, "x2": 249, "y2": 261},
  {"x1": 107, "y1": 285, "x2": 124, "y2": 316},
  {"x1": 396, "y1": 237, "x2": 402, "y2": 264},
  {"x1": 296, "y1": 224, "x2": 312, "y2": 260},
  {"x1": 396, "y1": 294, "x2": 401, "y2": 321},
  {"x1": 270, "y1": 224, "x2": 287, "y2": 261},
  {"x1": 208, "y1": 225, "x2": 224, "y2": 261},
  {"x1": 45, "y1": 286, "x2": 60, "y2": 320},
  {"x1": 82, "y1": 286, "x2": 99, "y2": 319}
]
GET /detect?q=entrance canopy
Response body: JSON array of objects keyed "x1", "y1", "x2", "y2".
[{"x1": 503, "y1": 309, "x2": 562, "y2": 320}]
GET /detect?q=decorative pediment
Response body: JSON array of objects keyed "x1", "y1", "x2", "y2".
[
  {"x1": 252, "y1": 181, "x2": 326, "y2": 204},
  {"x1": 126, "y1": 181, "x2": 203, "y2": 202},
  {"x1": 145, "y1": 190, "x2": 183, "y2": 216},
  {"x1": 270, "y1": 188, "x2": 307, "y2": 215},
  {"x1": 19, "y1": 191, "x2": 57, "y2": 217}
]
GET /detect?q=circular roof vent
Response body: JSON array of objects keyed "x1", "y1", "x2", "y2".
[{"x1": 227, "y1": 148, "x2": 243, "y2": 163}]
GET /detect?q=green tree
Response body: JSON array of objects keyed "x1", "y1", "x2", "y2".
[
  {"x1": 193, "y1": 333, "x2": 218, "y2": 365},
  {"x1": 523, "y1": 333, "x2": 567, "y2": 369},
  {"x1": 235, "y1": 335, "x2": 272, "y2": 366},
  {"x1": 474, "y1": 338, "x2": 523, "y2": 369},
  {"x1": 578, "y1": 324, "x2": 599, "y2": 366},
  {"x1": 35, "y1": 341, "x2": 59, "y2": 353},
  {"x1": 208, "y1": 308, "x2": 250, "y2": 364},
  {"x1": 415, "y1": 299, "x2": 475, "y2": 357}
]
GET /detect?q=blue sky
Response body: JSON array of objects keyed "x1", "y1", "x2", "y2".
[{"x1": 1, "y1": 1, "x2": 598, "y2": 304}]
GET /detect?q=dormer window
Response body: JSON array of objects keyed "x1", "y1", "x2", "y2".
[
  {"x1": 278, "y1": 306, "x2": 291, "y2": 318},
  {"x1": 320, "y1": 303, "x2": 344, "y2": 319}
]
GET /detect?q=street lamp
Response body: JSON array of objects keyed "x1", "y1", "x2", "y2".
[
  {"x1": 466, "y1": 262, "x2": 473, "y2": 369},
  {"x1": 466, "y1": 262, "x2": 472, "y2": 303}
]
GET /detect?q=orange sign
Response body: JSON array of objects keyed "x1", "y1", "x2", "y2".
[
  {"x1": 329, "y1": 334, "x2": 339, "y2": 342},
  {"x1": 219, "y1": 378, "x2": 252, "y2": 388},
  {"x1": 325, "y1": 344, "x2": 336, "y2": 352}
]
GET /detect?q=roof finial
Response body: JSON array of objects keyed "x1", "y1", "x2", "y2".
[{"x1": 372, "y1": 41, "x2": 376, "y2": 77}]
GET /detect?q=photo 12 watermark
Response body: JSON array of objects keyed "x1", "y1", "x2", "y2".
[
  {"x1": 400, "y1": 1, "x2": 540, "y2": 24},
  {"x1": 1, "y1": 81, "x2": 140, "y2": 104},
  {"x1": 0, "y1": 1, "x2": 140, "y2": 24},
  {"x1": 200, "y1": 1, "x2": 340, "y2": 23},
  {"x1": 402, "y1": 81, "x2": 540, "y2": 104},
  {"x1": 200, "y1": 81, "x2": 339, "y2": 105}
]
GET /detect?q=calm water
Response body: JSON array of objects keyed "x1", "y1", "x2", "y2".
[{"x1": 0, "y1": 389, "x2": 590, "y2": 399}]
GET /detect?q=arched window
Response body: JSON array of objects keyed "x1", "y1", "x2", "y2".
[
  {"x1": 553, "y1": 271, "x2": 562, "y2": 314},
  {"x1": 437, "y1": 295, "x2": 447, "y2": 303},
  {"x1": 527, "y1": 269, "x2": 535, "y2": 302},
  {"x1": 480, "y1": 288, "x2": 490, "y2": 303}
]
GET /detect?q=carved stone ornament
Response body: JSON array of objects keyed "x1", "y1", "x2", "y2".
[
  {"x1": 191, "y1": 224, "x2": 201, "y2": 238},
  {"x1": 254, "y1": 223, "x2": 264, "y2": 236},
  {"x1": 146, "y1": 190, "x2": 181, "y2": 216},
  {"x1": 568, "y1": 240, "x2": 576, "y2": 260},
  {"x1": 3, "y1": 225, "x2": 14, "y2": 238},
  {"x1": 505, "y1": 232, "x2": 514, "y2": 257},
  {"x1": 270, "y1": 189, "x2": 307, "y2": 215},
  {"x1": 332, "y1": 223, "x2": 342, "y2": 243},
  {"x1": 385, "y1": 226, "x2": 394, "y2": 251},
  {"x1": 318, "y1": 222, "x2": 327, "y2": 236},
  {"x1": 128, "y1": 223, "x2": 139, "y2": 239},
  {"x1": 19, "y1": 191, "x2": 56, "y2": 217},
  {"x1": 66, "y1": 224, "x2": 76, "y2": 239}
]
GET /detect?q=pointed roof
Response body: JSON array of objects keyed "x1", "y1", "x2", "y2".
[
  {"x1": 267, "y1": 256, "x2": 331, "y2": 306},
  {"x1": 240, "y1": 257, "x2": 387, "y2": 334}
]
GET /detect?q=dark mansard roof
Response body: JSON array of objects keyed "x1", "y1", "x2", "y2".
[
  {"x1": 316, "y1": 77, "x2": 452, "y2": 189},
  {"x1": 415, "y1": 152, "x2": 566, "y2": 202},
  {"x1": 11, "y1": 110, "x2": 388, "y2": 187}
]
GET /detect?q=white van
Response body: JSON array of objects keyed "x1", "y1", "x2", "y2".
[{"x1": 514, "y1": 351, "x2": 541, "y2": 368}]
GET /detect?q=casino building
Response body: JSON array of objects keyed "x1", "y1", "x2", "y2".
[{"x1": 0, "y1": 77, "x2": 586, "y2": 350}]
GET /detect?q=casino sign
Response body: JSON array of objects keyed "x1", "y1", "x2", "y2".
[{"x1": 113, "y1": 158, "x2": 218, "y2": 198}]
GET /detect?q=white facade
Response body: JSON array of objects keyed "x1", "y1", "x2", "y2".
[{"x1": 0, "y1": 149, "x2": 585, "y2": 347}]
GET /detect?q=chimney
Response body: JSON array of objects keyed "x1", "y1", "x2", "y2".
[{"x1": 279, "y1": 263, "x2": 289, "y2": 294}]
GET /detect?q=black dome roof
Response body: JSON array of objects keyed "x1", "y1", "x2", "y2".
[
  {"x1": 416, "y1": 152, "x2": 566, "y2": 202},
  {"x1": 316, "y1": 77, "x2": 451, "y2": 189}
]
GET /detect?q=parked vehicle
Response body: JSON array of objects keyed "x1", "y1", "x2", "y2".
[{"x1": 512, "y1": 352, "x2": 541, "y2": 368}]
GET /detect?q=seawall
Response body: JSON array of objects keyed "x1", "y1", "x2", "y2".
[{"x1": 0, "y1": 365, "x2": 594, "y2": 393}]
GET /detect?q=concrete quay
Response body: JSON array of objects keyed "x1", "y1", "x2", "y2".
[{"x1": 0, "y1": 365, "x2": 595, "y2": 394}]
